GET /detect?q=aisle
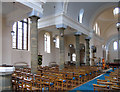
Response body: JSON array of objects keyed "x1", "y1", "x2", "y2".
[{"x1": 70, "y1": 68, "x2": 114, "y2": 92}]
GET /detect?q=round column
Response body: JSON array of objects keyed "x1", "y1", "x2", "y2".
[
  {"x1": 75, "y1": 32, "x2": 81, "y2": 68},
  {"x1": 85, "y1": 37, "x2": 91, "y2": 66},
  {"x1": 58, "y1": 28, "x2": 65, "y2": 70},
  {"x1": 30, "y1": 16, "x2": 39, "y2": 74}
]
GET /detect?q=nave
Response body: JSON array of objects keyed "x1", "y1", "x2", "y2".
[
  {"x1": 12, "y1": 66, "x2": 120, "y2": 92},
  {"x1": 12, "y1": 66, "x2": 101, "y2": 91},
  {"x1": 1, "y1": 1, "x2": 120, "y2": 92}
]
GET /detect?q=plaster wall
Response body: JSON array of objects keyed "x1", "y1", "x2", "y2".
[
  {"x1": 108, "y1": 39, "x2": 118, "y2": 63},
  {"x1": 2, "y1": 16, "x2": 31, "y2": 67},
  {"x1": 0, "y1": 2, "x2": 2, "y2": 65},
  {"x1": 38, "y1": 31, "x2": 87, "y2": 66},
  {"x1": 2, "y1": 17, "x2": 12, "y2": 65}
]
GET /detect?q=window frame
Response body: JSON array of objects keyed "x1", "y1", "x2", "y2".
[
  {"x1": 55, "y1": 36, "x2": 59, "y2": 48},
  {"x1": 113, "y1": 41, "x2": 118, "y2": 51},
  {"x1": 72, "y1": 53, "x2": 76, "y2": 61},
  {"x1": 12, "y1": 18, "x2": 29, "y2": 50},
  {"x1": 44, "y1": 32, "x2": 51, "y2": 53},
  {"x1": 78, "y1": 9, "x2": 84, "y2": 23}
]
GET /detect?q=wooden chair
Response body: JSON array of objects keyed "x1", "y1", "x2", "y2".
[
  {"x1": 105, "y1": 76, "x2": 113, "y2": 81},
  {"x1": 24, "y1": 79, "x2": 39, "y2": 91},
  {"x1": 17, "y1": 77, "x2": 24, "y2": 91},
  {"x1": 65, "y1": 72, "x2": 76, "y2": 87},
  {"x1": 111, "y1": 86, "x2": 120, "y2": 91},
  {"x1": 93, "y1": 84, "x2": 109, "y2": 92},
  {"x1": 54, "y1": 74, "x2": 68, "y2": 90},
  {"x1": 12, "y1": 73, "x2": 18, "y2": 90},
  {"x1": 97, "y1": 79, "x2": 107, "y2": 82}
]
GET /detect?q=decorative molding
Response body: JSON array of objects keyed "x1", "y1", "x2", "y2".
[
  {"x1": 56, "y1": 24, "x2": 67, "y2": 29},
  {"x1": 38, "y1": 13, "x2": 90, "y2": 36},
  {"x1": 28, "y1": 9, "x2": 42, "y2": 18},
  {"x1": 16, "y1": 0, "x2": 45, "y2": 14},
  {"x1": 74, "y1": 31, "x2": 82, "y2": 36},
  {"x1": 38, "y1": 13, "x2": 63, "y2": 28},
  {"x1": 62, "y1": 14, "x2": 90, "y2": 35},
  {"x1": 106, "y1": 34, "x2": 118, "y2": 50},
  {"x1": 63, "y1": 0, "x2": 69, "y2": 14},
  {"x1": 85, "y1": 36, "x2": 91, "y2": 40}
]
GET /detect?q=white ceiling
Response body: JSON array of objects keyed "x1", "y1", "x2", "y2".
[{"x1": 95, "y1": 7, "x2": 118, "y2": 41}]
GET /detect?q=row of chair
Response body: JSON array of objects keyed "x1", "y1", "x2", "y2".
[
  {"x1": 93, "y1": 68, "x2": 120, "y2": 92},
  {"x1": 12, "y1": 66, "x2": 101, "y2": 91}
]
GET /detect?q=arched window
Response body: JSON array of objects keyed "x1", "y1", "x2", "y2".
[
  {"x1": 12, "y1": 22, "x2": 17, "y2": 48},
  {"x1": 113, "y1": 7, "x2": 120, "y2": 16},
  {"x1": 12, "y1": 18, "x2": 29, "y2": 50},
  {"x1": 93, "y1": 22, "x2": 100, "y2": 36},
  {"x1": 113, "y1": 41, "x2": 118, "y2": 50},
  {"x1": 44, "y1": 32, "x2": 50, "y2": 53},
  {"x1": 98, "y1": 27, "x2": 100, "y2": 36},
  {"x1": 95, "y1": 23, "x2": 98, "y2": 34},
  {"x1": 78, "y1": 9, "x2": 84, "y2": 23},
  {"x1": 72, "y1": 53, "x2": 76, "y2": 61},
  {"x1": 55, "y1": 36, "x2": 59, "y2": 48}
]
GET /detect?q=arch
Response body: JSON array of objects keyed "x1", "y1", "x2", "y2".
[
  {"x1": 63, "y1": 0, "x2": 69, "y2": 14},
  {"x1": 105, "y1": 34, "x2": 118, "y2": 50},
  {"x1": 89, "y1": 2, "x2": 118, "y2": 30},
  {"x1": 72, "y1": 53, "x2": 76, "y2": 61},
  {"x1": 113, "y1": 41, "x2": 118, "y2": 50}
]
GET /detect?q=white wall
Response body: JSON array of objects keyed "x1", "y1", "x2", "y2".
[
  {"x1": 108, "y1": 40, "x2": 118, "y2": 62},
  {"x1": 12, "y1": 49, "x2": 31, "y2": 67},
  {"x1": 67, "y1": 2, "x2": 108, "y2": 27},
  {"x1": 0, "y1": 2, "x2": 2, "y2": 65},
  {"x1": 38, "y1": 30, "x2": 87, "y2": 66},
  {"x1": 2, "y1": 17, "x2": 12, "y2": 65},
  {"x1": 90, "y1": 34, "x2": 103, "y2": 65},
  {"x1": 2, "y1": 16, "x2": 31, "y2": 67},
  {"x1": 38, "y1": 30, "x2": 60, "y2": 66}
]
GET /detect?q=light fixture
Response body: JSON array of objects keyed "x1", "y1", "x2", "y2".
[
  {"x1": 113, "y1": 7, "x2": 120, "y2": 16},
  {"x1": 53, "y1": 37, "x2": 56, "y2": 43},
  {"x1": 11, "y1": 31, "x2": 15, "y2": 36},
  {"x1": 116, "y1": 22, "x2": 120, "y2": 31},
  {"x1": 60, "y1": 32, "x2": 64, "y2": 37},
  {"x1": 116, "y1": 22, "x2": 120, "y2": 27}
]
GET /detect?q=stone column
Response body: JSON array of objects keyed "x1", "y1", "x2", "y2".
[
  {"x1": 118, "y1": 25, "x2": 120, "y2": 59},
  {"x1": 117, "y1": 3, "x2": 120, "y2": 59},
  {"x1": 30, "y1": 16, "x2": 39, "y2": 74},
  {"x1": 56, "y1": 24, "x2": 67, "y2": 70},
  {"x1": 85, "y1": 37, "x2": 91, "y2": 66},
  {"x1": 75, "y1": 32, "x2": 81, "y2": 67}
]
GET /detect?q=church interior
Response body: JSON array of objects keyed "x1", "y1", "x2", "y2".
[{"x1": 0, "y1": 0, "x2": 120, "y2": 91}]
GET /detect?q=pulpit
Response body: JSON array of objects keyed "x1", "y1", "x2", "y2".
[{"x1": 0, "y1": 65, "x2": 15, "y2": 91}]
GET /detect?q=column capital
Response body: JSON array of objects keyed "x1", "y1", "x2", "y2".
[
  {"x1": 74, "y1": 32, "x2": 82, "y2": 36},
  {"x1": 85, "y1": 36, "x2": 91, "y2": 41},
  {"x1": 29, "y1": 16, "x2": 40, "y2": 23},
  {"x1": 56, "y1": 24, "x2": 67, "y2": 29},
  {"x1": 28, "y1": 9, "x2": 42, "y2": 19}
]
